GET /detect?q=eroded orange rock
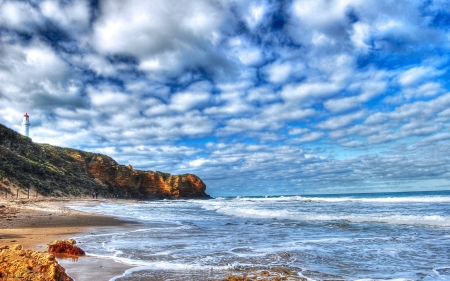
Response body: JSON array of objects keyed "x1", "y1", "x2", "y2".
[
  {"x1": 48, "y1": 239, "x2": 85, "y2": 257},
  {"x1": 86, "y1": 156, "x2": 209, "y2": 199},
  {"x1": 0, "y1": 244, "x2": 73, "y2": 281}
]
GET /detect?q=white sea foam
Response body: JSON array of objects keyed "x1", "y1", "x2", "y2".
[
  {"x1": 355, "y1": 278, "x2": 415, "y2": 281},
  {"x1": 67, "y1": 193, "x2": 450, "y2": 281},
  {"x1": 70, "y1": 200, "x2": 450, "y2": 228},
  {"x1": 222, "y1": 195, "x2": 450, "y2": 203},
  {"x1": 107, "y1": 260, "x2": 238, "y2": 281},
  {"x1": 300, "y1": 196, "x2": 450, "y2": 203},
  {"x1": 211, "y1": 206, "x2": 450, "y2": 226}
]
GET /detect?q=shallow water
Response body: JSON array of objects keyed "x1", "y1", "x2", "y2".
[{"x1": 69, "y1": 190, "x2": 450, "y2": 281}]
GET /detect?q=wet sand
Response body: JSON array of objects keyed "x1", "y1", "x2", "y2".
[{"x1": 0, "y1": 198, "x2": 142, "y2": 280}]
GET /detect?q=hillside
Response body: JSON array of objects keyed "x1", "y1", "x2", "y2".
[{"x1": 0, "y1": 123, "x2": 210, "y2": 199}]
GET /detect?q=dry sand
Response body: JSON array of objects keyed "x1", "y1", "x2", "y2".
[{"x1": 0, "y1": 198, "x2": 142, "y2": 280}]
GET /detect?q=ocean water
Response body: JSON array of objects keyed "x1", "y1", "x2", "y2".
[{"x1": 68, "y1": 190, "x2": 450, "y2": 281}]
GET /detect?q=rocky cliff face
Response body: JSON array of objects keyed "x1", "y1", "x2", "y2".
[{"x1": 0, "y1": 123, "x2": 210, "y2": 199}]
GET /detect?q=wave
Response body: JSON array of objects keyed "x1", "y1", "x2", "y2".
[
  {"x1": 212, "y1": 207, "x2": 450, "y2": 226},
  {"x1": 210, "y1": 195, "x2": 450, "y2": 203},
  {"x1": 102, "y1": 255, "x2": 244, "y2": 281},
  {"x1": 355, "y1": 278, "x2": 414, "y2": 281},
  {"x1": 297, "y1": 196, "x2": 450, "y2": 203}
]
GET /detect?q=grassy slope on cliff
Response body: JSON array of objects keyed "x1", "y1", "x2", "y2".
[{"x1": 0, "y1": 123, "x2": 209, "y2": 199}]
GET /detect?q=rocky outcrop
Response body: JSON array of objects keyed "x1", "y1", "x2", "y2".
[
  {"x1": 48, "y1": 240, "x2": 85, "y2": 257},
  {"x1": 0, "y1": 244, "x2": 73, "y2": 281},
  {"x1": 0, "y1": 123, "x2": 210, "y2": 199}
]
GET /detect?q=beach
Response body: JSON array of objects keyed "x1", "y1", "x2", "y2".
[
  {"x1": 2, "y1": 192, "x2": 449, "y2": 281},
  {"x1": 0, "y1": 198, "x2": 316, "y2": 281},
  {"x1": 0, "y1": 198, "x2": 141, "y2": 281}
]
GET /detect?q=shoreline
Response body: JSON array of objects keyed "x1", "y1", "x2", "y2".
[
  {"x1": 1, "y1": 198, "x2": 333, "y2": 281},
  {"x1": 0, "y1": 198, "x2": 143, "y2": 281}
]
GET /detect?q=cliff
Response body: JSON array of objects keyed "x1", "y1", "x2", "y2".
[{"x1": 0, "y1": 123, "x2": 210, "y2": 199}]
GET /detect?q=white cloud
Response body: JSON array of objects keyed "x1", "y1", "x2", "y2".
[
  {"x1": 263, "y1": 61, "x2": 299, "y2": 83},
  {"x1": 288, "y1": 128, "x2": 309, "y2": 135},
  {"x1": 0, "y1": 40, "x2": 68, "y2": 86},
  {"x1": 237, "y1": 48, "x2": 262, "y2": 66},
  {"x1": 325, "y1": 80, "x2": 387, "y2": 112},
  {"x1": 291, "y1": 0, "x2": 356, "y2": 30},
  {"x1": 91, "y1": 0, "x2": 229, "y2": 80},
  {"x1": 0, "y1": 40, "x2": 77, "y2": 115},
  {"x1": 217, "y1": 81, "x2": 253, "y2": 92},
  {"x1": 246, "y1": 87, "x2": 278, "y2": 103},
  {"x1": 351, "y1": 22, "x2": 371, "y2": 51},
  {"x1": 40, "y1": 0, "x2": 90, "y2": 30},
  {"x1": 261, "y1": 103, "x2": 316, "y2": 122},
  {"x1": 281, "y1": 81, "x2": 341, "y2": 101},
  {"x1": 0, "y1": 1, "x2": 43, "y2": 31},
  {"x1": 414, "y1": 133, "x2": 450, "y2": 147},
  {"x1": 398, "y1": 66, "x2": 443, "y2": 87},
  {"x1": 317, "y1": 111, "x2": 366, "y2": 130},
  {"x1": 297, "y1": 131, "x2": 325, "y2": 142},
  {"x1": 204, "y1": 103, "x2": 253, "y2": 115},
  {"x1": 170, "y1": 91, "x2": 211, "y2": 112},
  {"x1": 219, "y1": 118, "x2": 268, "y2": 134},
  {"x1": 438, "y1": 108, "x2": 450, "y2": 117},
  {"x1": 325, "y1": 97, "x2": 361, "y2": 113},
  {"x1": 403, "y1": 82, "x2": 443, "y2": 98},
  {"x1": 204, "y1": 91, "x2": 254, "y2": 115},
  {"x1": 81, "y1": 54, "x2": 116, "y2": 76},
  {"x1": 89, "y1": 89, "x2": 131, "y2": 108},
  {"x1": 364, "y1": 112, "x2": 387, "y2": 125},
  {"x1": 229, "y1": 37, "x2": 264, "y2": 66},
  {"x1": 189, "y1": 158, "x2": 208, "y2": 167},
  {"x1": 245, "y1": 3, "x2": 267, "y2": 30}
]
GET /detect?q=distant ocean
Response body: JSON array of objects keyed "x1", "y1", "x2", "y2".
[{"x1": 68, "y1": 190, "x2": 450, "y2": 281}]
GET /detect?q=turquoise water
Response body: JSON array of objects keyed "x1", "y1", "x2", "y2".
[{"x1": 69, "y1": 190, "x2": 450, "y2": 280}]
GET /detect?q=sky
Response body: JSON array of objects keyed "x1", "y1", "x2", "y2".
[{"x1": 1, "y1": 0, "x2": 450, "y2": 197}]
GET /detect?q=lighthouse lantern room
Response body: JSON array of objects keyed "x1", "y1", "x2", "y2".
[{"x1": 21, "y1": 113, "x2": 30, "y2": 137}]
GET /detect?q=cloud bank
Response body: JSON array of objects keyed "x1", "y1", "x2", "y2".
[{"x1": 1, "y1": 0, "x2": 450, "y2": 196}]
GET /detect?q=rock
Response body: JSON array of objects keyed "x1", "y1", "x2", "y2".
[
  {"x1": 222, "y1": 269, "x2": 308, "y2": 281},
  {"x1": 0, "y1": 243, "x2": 73, "y2": 281},
  {"x1": 48, "y1": 240, "x2": 85, "y2": 256},
  {"x1": 11, "y1": 244, "x2": 22, "y2": 250},
  {"x1": 224, "y1": 276, "x2": 253, "y2": 281}
]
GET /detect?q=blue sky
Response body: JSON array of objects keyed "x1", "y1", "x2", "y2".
[{"x1": 1, "y1": 0, "x2": 450, "y2": 196}]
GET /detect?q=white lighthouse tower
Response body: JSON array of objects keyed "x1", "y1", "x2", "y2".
[{"x1": 21, "y1": 113, "x2": 30, "y2": 137}]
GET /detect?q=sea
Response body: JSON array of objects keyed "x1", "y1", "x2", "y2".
[{"x1": 67, "y1": 190, "x2": 450, "y2": 281}]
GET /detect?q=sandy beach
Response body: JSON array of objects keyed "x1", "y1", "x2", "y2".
[
  {"x1": 0, "y1": 198, "x2": 142, "y2": 281},
  {"x1": 1, "y1": 198, "x2": 298, "y2": 281}
]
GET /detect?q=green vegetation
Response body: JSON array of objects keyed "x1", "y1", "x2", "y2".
[
  {"x1": 0, "y1": 123, "x2": 207, "y2": 199},
  {"x1": 156, "y1": 171, "x2": 171, "y2": 181},
  {"x1": 0, "y1": 123, "x2": 102, "y2": 197}
]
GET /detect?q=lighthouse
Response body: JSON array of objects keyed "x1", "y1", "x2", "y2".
[{"x1": 21, "y1": 113, "x2": 30, "y2": 137}]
